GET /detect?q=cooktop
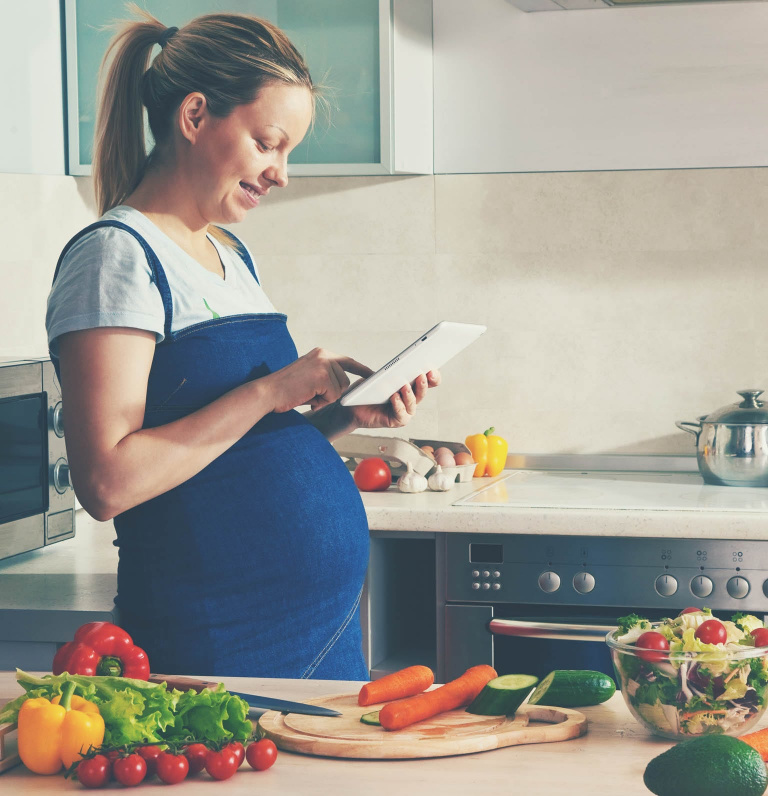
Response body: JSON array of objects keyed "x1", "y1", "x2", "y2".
[{"x1": 453, "y1": 470, "x2": 768, "y2": 513}]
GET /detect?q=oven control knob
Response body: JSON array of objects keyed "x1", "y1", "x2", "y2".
[
  {"x1": 690, "y1": 575, "x2": 714, "y2": 598},
  {"x1": 53, "y1": 459, "x2": 71, "y2": 494},
  {"x1": 573, "y1": 572, "x2": 595, "y2": 594},
  {"x1": 52, "y1": 402, "x2": 65, "y2": 437},
  {"x1": 655, "y1": 574, "x2": 678, "y2": 597},
  {"x1": 727, "y1": 576, "x2": 750, "y2": 599},
  {"x1": 538, "y1": 571, "x2": 560, "y2": 593}
]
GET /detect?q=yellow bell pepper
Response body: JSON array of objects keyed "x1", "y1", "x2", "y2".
[
  {"x1": 17, "y1": 681, "x2": 105, "y2": 774},
  {"x1": 465, "y1": 427, "x2": 508, "y2": 477}
]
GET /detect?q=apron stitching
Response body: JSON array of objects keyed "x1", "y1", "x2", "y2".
[{"x1": 300, "y1": 585, "x2": 363, "y2": 679}]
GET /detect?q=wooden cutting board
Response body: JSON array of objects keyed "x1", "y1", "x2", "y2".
[{"x1": 258, "y1": 693, "x2": 587, "y2": 759}]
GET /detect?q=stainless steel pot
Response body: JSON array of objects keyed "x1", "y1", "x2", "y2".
[{"x1": 676, "y1": 389, "x2": 768, "y2": 487}]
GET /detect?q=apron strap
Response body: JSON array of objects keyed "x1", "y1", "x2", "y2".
[
  {"x1": 53, "y1": 220, "x2": 174, "y2": 342},
  {"x1": 212, "y1": 227, "x2": 260, "y2": 284}
]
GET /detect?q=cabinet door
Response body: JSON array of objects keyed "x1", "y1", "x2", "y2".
[{"x1": 64, "y1": 0, "x2": 430, "y2": 176}]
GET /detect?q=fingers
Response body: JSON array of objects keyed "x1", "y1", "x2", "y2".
[
  {"x1": 335, "y1": 356, "x2": 375, "y2": 379},
  {"x1": 426, "y1": 369, "x2": 441, "y2": 387}
]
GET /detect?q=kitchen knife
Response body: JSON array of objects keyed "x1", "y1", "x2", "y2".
[{"x1": 148, "y1": 674, "x2": 342, "y2": 717}]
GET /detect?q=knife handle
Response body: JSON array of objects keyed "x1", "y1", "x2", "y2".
[{"x1": 148, "y1": 674, "x2": 220, "y2": 692}]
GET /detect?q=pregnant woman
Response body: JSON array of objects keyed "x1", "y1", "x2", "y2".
[{"x1": 46, "y1": 9, "x2": 438, "y2": 680}]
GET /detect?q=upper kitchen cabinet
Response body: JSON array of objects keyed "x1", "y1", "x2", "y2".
[
  {"x1": 65, "y1": 0, "x2": 433, "y2": 177},
  {"x1": 433, "y1": 0, "x2": 768, "y2": 173}
]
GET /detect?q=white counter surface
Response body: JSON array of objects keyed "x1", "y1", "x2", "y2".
[
  {"x1": 361, "y1": 470, "x2": 768, "y2": 539},
  {"x1": 0, "y1": 671, "x2": 725, "y2": 796}
]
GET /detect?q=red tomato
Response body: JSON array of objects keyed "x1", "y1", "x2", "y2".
[
  {"x1": 113, "y1": 754, "x2": 147, "y2": 787},
  {"x1": 224, "y1": 741, "x2": 245, "y2": 768},
  {"x1": 76, "y1": 755, "x2": 111, "y2": 789},
  {"x1": 635, "y1": 631, "x2": 670, "y2": 662},
  {"x1": 156, "y1": 752, "x2": 189, "y2": 785},
  {"x1": 695, "y1": 619, "x2": 728, "y2": 645},
  {"x1": 205, "y1": 747, "x2": 239, "y2": 781},
  {"x1": 353, "y1": 458, "x2": 391, "y2": 491},
  {"x1": 137, "y1": 745, "x2": 163, "y2": 777},
  {"x1": 246, "y1": 738, "x2": 278, "y2": 771},
  {"x1": 184, "y1": 743, "x2": 208, "y2": 775},
  {"x1": 680, "y1": 607, "x2": 703, "y2": 615},
  {"x1": 752, "y1": 628, "x2": 768, "y2": 647}
]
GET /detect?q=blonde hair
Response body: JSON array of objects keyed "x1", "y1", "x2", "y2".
[{"x1": 92, "y1": 4, "x2": 315, "y2": 246}]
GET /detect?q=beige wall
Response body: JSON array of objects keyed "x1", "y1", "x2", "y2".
[{"x1": 2, "y1": 168, "x2": 766, "y2": 455}]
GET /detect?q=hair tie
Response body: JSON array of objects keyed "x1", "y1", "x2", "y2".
[{"x1": 158, "y1": 26, "x2": 178, "y2": 49}]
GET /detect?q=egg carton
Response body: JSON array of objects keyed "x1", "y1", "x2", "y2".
[{"x1": 333, "y1": 434, "x2": 475, "y2": 483}]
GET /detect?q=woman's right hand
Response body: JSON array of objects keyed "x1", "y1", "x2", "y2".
[{"x1": 263, "y1": 348, "x2": 373, "y2": 413}]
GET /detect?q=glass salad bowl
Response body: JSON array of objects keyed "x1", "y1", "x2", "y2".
[{"x1": 606, "y1": 612, "x2": 768, "y2": 740}]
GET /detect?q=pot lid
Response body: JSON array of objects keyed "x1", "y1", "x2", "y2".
[{"x1": 704, "y1": 389, "x2": 768, "y2": 424}]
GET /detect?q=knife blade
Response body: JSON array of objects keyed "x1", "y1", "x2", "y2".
[{"x1": 148, "y1": 674, "x2": 342, "y2": 717}]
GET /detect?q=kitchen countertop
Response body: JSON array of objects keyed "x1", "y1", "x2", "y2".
[{"x1": 0, "y1": 670, "x2": 717, "y2": 795}]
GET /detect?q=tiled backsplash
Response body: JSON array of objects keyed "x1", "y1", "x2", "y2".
[{"x1": 3, "y1": 168, "x2": 766, "y2": 454}]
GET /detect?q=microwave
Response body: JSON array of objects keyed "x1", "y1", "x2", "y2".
[{"x1": 0, "y1": 357, "x2": 75, "y2": 560}]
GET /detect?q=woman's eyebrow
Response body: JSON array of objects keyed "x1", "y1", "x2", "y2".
[{"x1": 266, "y1": 124, "x2": 290, "y2": 143}]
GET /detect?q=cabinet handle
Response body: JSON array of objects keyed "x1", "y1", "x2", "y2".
[{"x1": 488, "y1": 618, "x2": 612, "y2": 643}]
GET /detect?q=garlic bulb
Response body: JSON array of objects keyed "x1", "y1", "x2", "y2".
[
  {"x1": 428, "y1": 464, "x2": 454, "y2": 492},
  {"x1": 397, "y1": 462, "x2": 428, "y2": 493}
]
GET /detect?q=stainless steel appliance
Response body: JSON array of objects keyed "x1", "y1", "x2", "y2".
[
  {"x1": 440, "y1": 459, "x2": 768, "y2": 682},
  {"x1": 0, "y1": 357, "x2": 74, "y2": 560}
]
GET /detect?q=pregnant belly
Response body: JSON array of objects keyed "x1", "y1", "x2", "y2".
[{"x1": 113, "y1": 416, "x2": 369, "y2": 617}]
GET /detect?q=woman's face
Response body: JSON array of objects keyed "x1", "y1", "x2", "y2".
[{"x1": 182, "y1": 82, "x2": 313, "y2": 224}]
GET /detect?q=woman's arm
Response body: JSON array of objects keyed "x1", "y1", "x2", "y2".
[{"x1": 58, "y1": 329, "x2": 369, "y2": 521}]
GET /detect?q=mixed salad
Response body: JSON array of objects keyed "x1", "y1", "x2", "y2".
[{"x1": 610, "y1": 608, "x2": 768, "y2": 737}]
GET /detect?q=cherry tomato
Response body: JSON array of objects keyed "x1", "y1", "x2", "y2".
[
  {"x1": 353, "y1": 458, "x2": 391, "y2": 492},
  {"x1": 752, "y1": 628, "x2": 768, "y2": 647},
  {"x1": 246, "y1": 738, "x2": 278, "y2": 771},
  {"x1": 680, "y1": 607, "x2": 703, "y2": 615},
  {"x1": 184, "y1": 743, "x2": 208, "y2": 775},
  {"x1": 224, "y1": 741, "x2": 245, "y2": 768},
  {"x1": 205, "y1": 747, "x2": 239, "y2": 781},
  {"x1": 76, "y1": 755, "x2": 111, "y2": 789},
  {"x1": 113, "y1": 753, "x2": 147, "y2": 787},
  {"x1": 156, "y1": 752, "x2": 189, "y2": 785},
  {"x1": 137, "y1": 745, "x2": 163, "y2": 777},
  {"x1": 635, "y1": 631, "x2": 670, "y2": 662},
  {"x1": 695, "y1": 619, "x2": 728, "y2": 645}
]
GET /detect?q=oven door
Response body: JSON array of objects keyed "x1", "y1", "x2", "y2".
[{"x1": 444, "y1": 603, "x2": 674, "y2": 683}]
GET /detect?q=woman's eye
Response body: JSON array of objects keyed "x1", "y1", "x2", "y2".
[{"x1": 256, "y1": 140, "x2": 273, "y2": 152}]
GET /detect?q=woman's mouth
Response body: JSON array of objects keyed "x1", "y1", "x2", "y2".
[{"x1": 239, "y1": 181, "x2": 261, "y2": 207}]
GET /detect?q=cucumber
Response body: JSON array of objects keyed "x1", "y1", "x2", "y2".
[
  {"x1": 360, "y1": 710, "x2": 381, "y2": 725},
  {"x1": 466, "y1": 674, "x2": 539, "y2": 715},
  {"x1": 527, "y1": 670, "x2": 616, "y2": 708}
]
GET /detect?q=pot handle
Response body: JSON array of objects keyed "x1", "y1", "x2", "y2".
[{"x1": 675, "y1": 420, "x2": 701, "y2": 438}]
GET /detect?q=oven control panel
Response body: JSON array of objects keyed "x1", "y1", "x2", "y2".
[{"x1": 445, "y1": 533, "x2": 768, "y2": 612}]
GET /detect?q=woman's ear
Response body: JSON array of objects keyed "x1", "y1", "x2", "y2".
[{"x1": 178, "y1": 92, "x2": 208, "y2": 144}]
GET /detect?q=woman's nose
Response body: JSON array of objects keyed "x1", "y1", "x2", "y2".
[{"x1": 266, "y1": 155, "x2": 289, "y2": 188}]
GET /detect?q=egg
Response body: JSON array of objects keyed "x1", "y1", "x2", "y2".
[
  {"x1": 435, "y1": 451, "x2": 456, "y2": 467},
  {"x1": 420, "y1": 445, "x2": 436, "y2": 460},
  {"x1": 454, "y1": 451, "x2": 474, "y2": 466},
  {"x1": 434, "y1": 447, "x2": 453, "y2": 458}
]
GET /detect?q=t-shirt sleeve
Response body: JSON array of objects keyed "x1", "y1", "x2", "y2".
[{"x1": 46, "y1": 226, "x2": 166, "y2": 357}]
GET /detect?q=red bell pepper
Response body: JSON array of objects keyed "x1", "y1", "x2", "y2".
[{"x1": 52, "y1": 622, "x2": 150, "y2": 680}]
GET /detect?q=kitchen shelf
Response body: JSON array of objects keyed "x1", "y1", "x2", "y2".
[{"x1": 364, "y1": 533, "x2": 437, "y2": 680}]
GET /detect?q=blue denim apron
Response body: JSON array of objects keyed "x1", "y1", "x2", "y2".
[{"x1": 52, "y1": 220, "x2": 370, "y2": 680}]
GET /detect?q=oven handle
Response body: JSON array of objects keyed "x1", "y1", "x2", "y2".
[{"x1": 488, "y1": 618, "x2": 614, "y2": 643}]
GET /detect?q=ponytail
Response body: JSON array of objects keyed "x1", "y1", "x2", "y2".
[{"x1": 92, "y1": 5, "x2": 164, "y2": 217}]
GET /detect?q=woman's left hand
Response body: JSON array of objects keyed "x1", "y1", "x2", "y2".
[{"x1": 348, "y1": 370, "x2": 441, "y2": 430}]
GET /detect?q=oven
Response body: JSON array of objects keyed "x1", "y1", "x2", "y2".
[
  {"x1": 0, "y1": 357, "x2": 74, "y2": 560},
  {"x1": 441, "y1": 532, "x2": 768, "y2": 682}
]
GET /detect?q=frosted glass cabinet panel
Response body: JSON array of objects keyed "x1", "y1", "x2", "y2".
[{"x1": 64, "y1": 0, "x2": 432, "y2": 176}]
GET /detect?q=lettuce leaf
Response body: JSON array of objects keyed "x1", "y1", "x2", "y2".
[{"x1": 0, "y1": 670, "x2": 251, "y2": 746}]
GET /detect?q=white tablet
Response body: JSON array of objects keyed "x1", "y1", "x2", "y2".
[{"x1": 339, "y1": 321, "x2": 487, "y2": 407}]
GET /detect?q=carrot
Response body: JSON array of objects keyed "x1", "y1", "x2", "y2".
[
  {"x1": 740, "y1": 727, "x2": 768, "y2": 761},
  {"x1": 358, "y1": 665, "x2": 435, "y2": 707},
  {"x1": 378, "y1": 664, "x2": 497, "y2": 731}
]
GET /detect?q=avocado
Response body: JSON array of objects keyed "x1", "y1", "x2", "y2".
[{"x1": 644, "y1": 734, "x2": 767, "y2": 796}]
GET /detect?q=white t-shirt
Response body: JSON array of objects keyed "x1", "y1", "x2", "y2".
[{"x1": 46, "y1": 205, "x2": 278, "y2": 361}]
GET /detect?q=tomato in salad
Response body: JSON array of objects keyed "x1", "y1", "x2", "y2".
[
  {"x1": 635, "y1": 631, "x2": 670, "y2": 662},
  {"x1": 695, "y1": 619, "x2": 728, "y2": 645}
]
